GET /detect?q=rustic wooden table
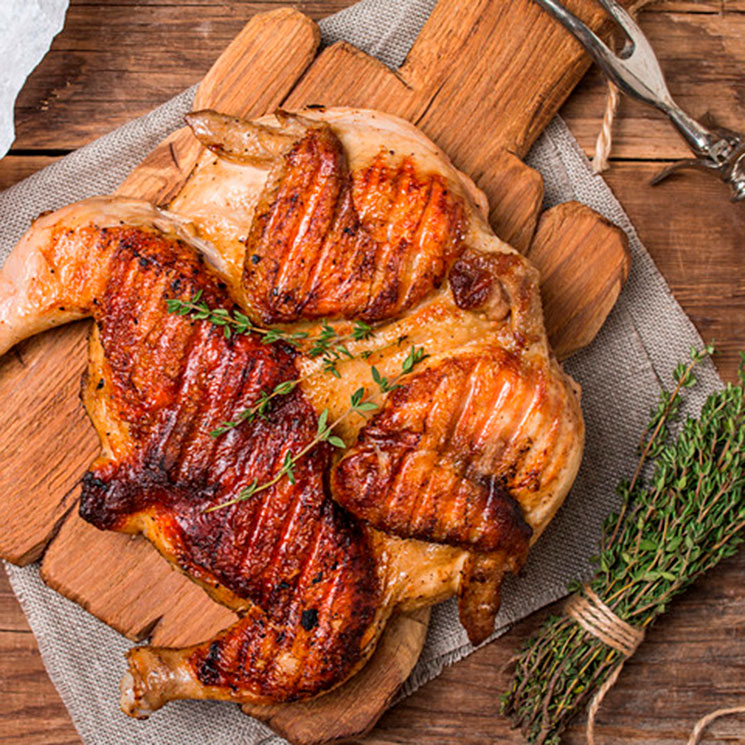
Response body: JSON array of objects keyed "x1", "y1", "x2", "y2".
[{"x1": 1, "y1": 1, "x2": 744, "y2": 743}]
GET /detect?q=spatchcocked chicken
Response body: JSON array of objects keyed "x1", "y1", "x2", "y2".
[{"x1": 0, "y1": 108, "x2": 584, "y2": 717}]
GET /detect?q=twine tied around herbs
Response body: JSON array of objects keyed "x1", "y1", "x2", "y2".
[
  {"x1": 564, "y1": 584, "x2": 745, "y2": 745},
  {"x1": 564, "y1": 585, "x2": 644, "y2": 745}
]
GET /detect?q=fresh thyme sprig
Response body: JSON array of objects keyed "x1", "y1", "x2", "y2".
[
  {"x1": 307, "y1": 319, "x2": 374, "y2": 377},
  {"x1": 210, "y1": 336, "x2": 418, "y2": 438},
  {"x1": 166, "y1": 293, "x2": 373, "y2": 372},
  {"x1": 206, "y1": 344, "x2": 428, "y2": 513},
  {"x1": 166, "y1": 292, "x2": 310, "y2": 344},
  {"x1": 501, "y1": 345, "x2": 745, "y2": 744},
  {"x1": 210, "y1": 379, "x2": 299, "y2": 437},
  {"x1": 206, "y1": 397, "x2": 367, "y2": 512},
  {"x1": 371, "y1": 344, "x2": 428, "y2": 394}
]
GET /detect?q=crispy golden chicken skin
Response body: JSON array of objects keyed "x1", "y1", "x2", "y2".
[
  {"x1": 242, "y1": 122, "x2": 466, "y2": 323},
  {"x1": 1, "y1": 213, "x2": 382, "y2": 710},
  {"x1": 0, "y1": 107, "x2": 585, "y2": 718}
]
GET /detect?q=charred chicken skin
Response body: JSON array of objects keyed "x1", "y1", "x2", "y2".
[{"x1": 0, "y1": 107, "x2": 584, "y2": 717}]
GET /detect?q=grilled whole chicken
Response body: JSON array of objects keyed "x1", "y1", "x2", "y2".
[{"x1": 0, "y1": 107, "x2": 584, "y2": 717}]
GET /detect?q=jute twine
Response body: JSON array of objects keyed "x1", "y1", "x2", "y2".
[
  {"x1": 564, "y1": 585, "x2": 643, "y2": 745},
  {"x1": 591, "y1": 0, "x2": 656, "y2": 174},
  {"x1": 565, "y1": 584, "x2": 745, "y2": 744}
]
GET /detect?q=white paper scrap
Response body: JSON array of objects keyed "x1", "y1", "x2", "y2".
[{"x1": 0, "y1": 0, "x2": 70, "y2": 158}]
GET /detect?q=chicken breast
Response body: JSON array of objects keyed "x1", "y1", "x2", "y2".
[{"x1": 0, "y1": 107, "x2": 584, "y2": 718}]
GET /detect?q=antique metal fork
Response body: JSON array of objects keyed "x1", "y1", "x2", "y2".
[{"x1": 531, "y1": 0, "x2": 745, "y2": 200}]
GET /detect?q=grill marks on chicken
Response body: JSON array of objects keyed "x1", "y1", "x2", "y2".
[
  {"x1": 27, "y1": 218, "x2": 380, "y2": 708},
  {"x1": 333, "y1": 350, "x2": 539, "y2": 555},
  {"x1": 0, "y1": 108, "x2": 586, "y2": 719},
  {"x1": 185, "y1": 503, "x2": 377, "y2": 697},
  {"x1": 330, "y1": 240, "x2": 581, "y2": 642},
  {"x1": 331, "y1": 348, "x2": 556, "y2": 645},
  {"x1": 125, "y1": 500, "x2": 379, "y2": 713},
  {"x1": 242, "y1": 123, "x2": 466, "y2": 323}
]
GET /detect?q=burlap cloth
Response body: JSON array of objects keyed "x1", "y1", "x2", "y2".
[{"x1": 0, "y1": 1, "x2": 723, "y2": 743}]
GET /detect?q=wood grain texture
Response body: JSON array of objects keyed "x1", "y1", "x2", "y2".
[
  {"x1": 528, "y1": 202, "x2": 631, "y2": 359},
  {"x1": 40, "y1": 519, "x2": 237, "y2": 644},
  {"x1": 354, "y1": 551, "x2": 745, "y2": 745},
  {"x1": 2, "y1": 0, "x2": 744, "y2": 744},
  {"x1": 485, "y1": 150, "x2": 545, "y2": 254},
  {"x1": 0, "y1": 156, "x2": 61, "y2": 191},
  {"x1": 2, "y1": 0, "x2": 743, "y2": 160},
  {"x1": 9, "y1": 1, "x2": 358, "y2": 152},
  {"x1": 0, "y1": 322, "x2": 96, "y2": 564},
  {"x1": 5, "y1": 551, "x2": 745, "y2": 744},
  {"x1": 603, "y1": 162, "x2": 745, "y2": 384},
  {"x1": 117, "y1": 7, "x2": 320, "y2": 204}
]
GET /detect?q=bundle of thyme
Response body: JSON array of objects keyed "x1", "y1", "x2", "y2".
[{"x1": 501, "y1": 347, "x2": 745, "y2": 744}]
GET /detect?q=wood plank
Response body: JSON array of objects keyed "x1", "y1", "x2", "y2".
[
  {"x1": 40, "y1": 519, "x2": 237, "y2": 643},
  {"x1": 403, "y1": 0, "x2": 615, "y2": 159},
  {"x1": 10, "y1": 2, "x2": 745, "y2": 159},
  {"x1": 0, "y1": 570, "x2": 30, "y2": 634},
  {"x1": 0, "y1": 568, "x2": 76, "y2": 745},
  {"x1": 285, "y1": 0, "x2": 617, "y2": 160},
  {"x1": 11, "y1": 1, "x2": 357, "y2": 151},
  {"x1": 484, "y1": 150, "x2": 544, "y2": 253},
  {"x1": 603, "y1": 161, "x2": 745, "y2": 384},
  {"x1": 0, "y1": 623, "x2": 80, "y2": 745},
  {"x1": 0, "y1": 323, "x2": 97, "y2": 565},
  {"x1": 118, "y1": 6, "x2": 321, "y2": 203},
  {"x1": 0, "y1": 156, "x2": 62, "y2": 192},
  {"x1": 1, "y1": 1, "x2": 696, "y2": 744},
  {"x1": 645, "y1": 0, "x2": 745, "y2": 11}
]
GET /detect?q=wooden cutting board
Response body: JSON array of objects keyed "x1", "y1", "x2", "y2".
[{"x1": 0, "y1": 3, "x2": 630, "y2": 744}]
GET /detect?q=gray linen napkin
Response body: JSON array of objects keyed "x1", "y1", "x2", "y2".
[{"x1": 1, "y1": 1, "x2": 722, "y2": 743}]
